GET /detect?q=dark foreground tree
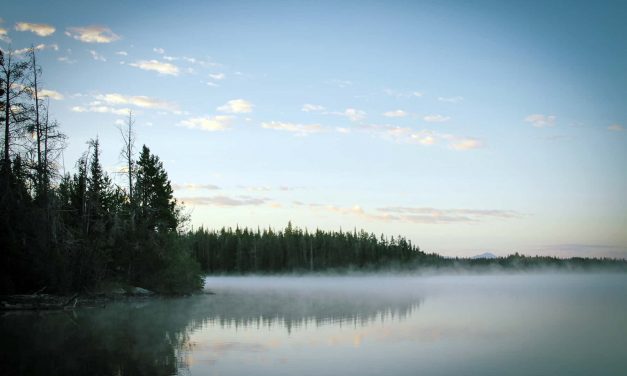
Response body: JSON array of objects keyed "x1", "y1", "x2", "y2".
[
  {"x1": 129, "y1": 145, "x2": 201, "y2": 293},
  {"x1": 1, "y1": 48, "x2": 30, "y2": 167},
  {"x1": 135, "y1": 145, "x2": 178, "y2": 234}
]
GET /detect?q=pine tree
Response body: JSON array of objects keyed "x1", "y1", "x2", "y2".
[
  {"x1": 135, "y1": 145, "x2": 177, "y2": 233},
  {"x1": 86, "y1": 138, "x2": 113, "y2": 236}
]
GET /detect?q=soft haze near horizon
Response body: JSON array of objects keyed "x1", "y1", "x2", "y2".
[
  {"x1": 5, "y1": 274, "x2": 627, "y2": 375},
  {"x1": 2, "y1": 0, "x2": 626, "y2": 258}
]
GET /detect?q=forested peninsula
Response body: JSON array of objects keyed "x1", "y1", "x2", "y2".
[{"x1": 1, "y1": 48, "x2": 625, "y2": 296}]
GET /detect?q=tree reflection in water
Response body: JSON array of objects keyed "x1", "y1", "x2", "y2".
[{"x1": 1, "y1": 282, "x2": 423, "y2": 376}]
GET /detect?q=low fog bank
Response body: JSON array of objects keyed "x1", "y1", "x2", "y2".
[
  {"x1": 4, "y1": 273, "x2": 625, "y2": 376},
  {"x1": 203, "y1": 272, "x2": 613, "y2": 330},
  {"x1": 203, "y1": 272, "x2": 627, "y2": 303},
  {"x1": 202, "y1": 261, "x2": 627, "y2": 284},
  {"x1": 200, "y1": 273, "x2": 627, "y2": 329}
]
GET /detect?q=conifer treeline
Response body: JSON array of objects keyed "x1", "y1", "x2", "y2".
[
  {"x1": 187, "y1": 224, "x2": 627, "y2": 273},
  {"x1": 0, "y1": 48, "x2": 201, "y2": 294},
  {"x1": 188, "y1": 222, "x2": 442, "y2": 273},
  {"x1": 1, "y1": 48, "x2": 625, "y2": 296}
]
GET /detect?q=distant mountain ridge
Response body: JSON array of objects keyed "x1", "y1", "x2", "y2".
[{"x1": 471, "y1": 252, "x2": 497, "y2": 259}]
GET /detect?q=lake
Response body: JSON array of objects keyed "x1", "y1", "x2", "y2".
[{"x1": 2, "y1": 273, "x2": 626, "y2": 375}]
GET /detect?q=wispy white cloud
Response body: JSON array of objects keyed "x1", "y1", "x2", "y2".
[
  {"x1": 608, "y1": 124, "x2": 624, "y2": 132},
  {"x1": 323, "y1": 108, "x2": 366, "y2": 121},
  {"x1": 261, "y1": 121, "x2": 323, "y2": 135},
  {"x1": 13, "y1": 47, "x2": 29, "y2": 55},
  {"x1": 153, "y1": 47, "x2": 165, "y2": 54},
  {"x1": 448, "y1": 137, "x2": 484, "y2": 150},
  {"x1": 318, "y1": 204, "x2": 374, "y2": 218},
  {"x1": 239, "y1": 185, "x2": 301, "y2": 192},
  {"x1": 302, "y1": 104, "x2": 325, "y2": 112},
  {"x1": 15, "y1": 22, "x2": 55, "y2": 36},
  {"x1": 361, "y1": 124, "x2": 436, "y2": 145},
  {"x1": 174, "y1": 183, "x2": 299, "y2": 193},
  {"x1": 39, "y1": 89, "x2": 64, "y2": 100},
  {"x1": 71, "y1": 105, "x2": 131, "y2": 115},
  {"x1": 344, "y1": 108, "x2": 366, "y2": 122},
  {"x1": 375, "y1": 206, "x2": 521, "y2": 224},
  {"x1": 438, "y1": 96, "x2": 464, "y2": 103},
  {"x1": 89, "y1": 49, "x2": 106, "y2": 62},
  {"x1": 182, "y1": 57, "x2": 199, "y2": 64},
  {"x1": 163, "y1": 54, "x2": 220, "y2": 68},
  {"x1": 179, "y1": 115, "x2": 233, "y2": 131},
  {"x1": 240, "y1": 185, "x2": 273, "y2": 192},
  {"x1": 129, "y1": 59, "x2": 180, "y2": 76},
  {"x1": 525, "y1": 114, "x2": 556, "y2": 128},
  {"x1": 179, "y1": 195, "x2": 268, "y2": 207},
  {"x1": 409, "y1": 131, "x2": 437, "y2": 145},
  {"x1": 115, "y1": 50, "x2": 128, "y2": 56},
  {"x1": 382, "y1": 110, "x2": 409, "y2": 118},
  {"x1": 65, "y1": 25, "x2": 120, "y2": 43},
  {"x1": 384, "y1": 89, "x2": 423, "y2": 98},
  {"x1": 0, "y1": 25, "x2": 10, "y2": 43},
  {"x1": 217, "y1": 99, "x2": 253, "y2": 113},
  {"x1": 94, "y1": 93, "x2": 179, "y2": 112},
  {"x1": 308, "y1": 203, "x2": 521, "y2": 224},
  {"x1": 57, "y1": 56, "x2": 76, "y2": 64},
  {"x1": 16, "y1": 83, "x2": 65, "y2": 101},
  {"x1": 172, "y1": 183, "x2": 221, "y2": 191},
  {"x1": 423, "y1": 114, "x2": 451, "y2": 123},
  {"x1": 359, "y1": 124, "x2": 484, "y2": 151},
  {"x1": 209, "y1": 72, "x2": 225, "y2": 80},
  {"x1": 14, "y1": 43, "x2": 59, "y2": 55}
]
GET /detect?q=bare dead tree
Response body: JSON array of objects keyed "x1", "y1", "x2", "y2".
[
  {"x1": 41, "y1": 105, "x2": 67, "y2": 188},
  {"x1": 28, "y1": 46, "x2": 44, "y2": 196},
  {"x1": 43, "y1": 104, "x2": 67, "y2": 243},
  {"x1": 0, "y1": 48, "x2": 31, "y2": 167},
  {"x1": 118, "y1": 110, "x2": 136, "y2": 228}
]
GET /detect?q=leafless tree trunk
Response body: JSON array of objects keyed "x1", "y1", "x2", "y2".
[
  {"x1": 43, "y1": 102, "x2": 49, "y2": 194},
  {"x1": 0, "y1": 49, "x2": 30, "y2": 165},
  {"x1": 2, "y1": 51, "x2": 10, "y2": 164},
  {"x1": 30, "y1": 47, "x2": 44, "y2": 195},
  {"x1": 119, "y1": 110, "x2": 136, "y2": 228}
]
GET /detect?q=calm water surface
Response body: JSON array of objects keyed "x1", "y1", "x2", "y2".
[{"x1": 2, "y1": 273, "x2": 626, "y2": 375}]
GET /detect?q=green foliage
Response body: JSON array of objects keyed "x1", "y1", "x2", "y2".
[
  {"x1": 135, "y1": 145, "x2": 177, "y2": 234},
  {"x1": 189, "y1": 223, "x2": 427, "y2": 273},
  {"x1": 144, "y1": 234, "x2": 204, "y2": 294},
  {"x1": 1, "y1": 123, "x2": 202, "y2": 294},
  {"x1": 189, "y1": 223, "x2": 627, "y2": 274},
  {"x1": 1, "y1": 52, "x2": 625, "y2": 297}
]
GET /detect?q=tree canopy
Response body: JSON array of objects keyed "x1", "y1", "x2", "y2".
[{"x1": 1, "y1": 47, "x2": 624, "y2": 296}]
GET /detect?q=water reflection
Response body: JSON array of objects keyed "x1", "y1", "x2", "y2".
[
  {"x1": 1, "y1": 299, "x2": 195, "y2": 376},
  {"x1": 0, "y1": 278, "x2": 423, "y2": 376},
  {"x1": 4, "y1": 274, "x2": 626, "y2": 376},
  {"x1": 194, "y1": 290, "x2": 422, "y2": 333}
]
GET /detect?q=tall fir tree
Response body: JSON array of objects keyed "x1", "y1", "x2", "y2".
[{"x1": 135, "y1": 145, "x2": 177, "y2": 234}]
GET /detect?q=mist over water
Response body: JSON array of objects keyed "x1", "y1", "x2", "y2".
[{"x1": 2, "y1": 273, "x2": 626, "y2": 375}]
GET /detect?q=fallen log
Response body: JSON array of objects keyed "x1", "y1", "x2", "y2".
[{"x1": 1, "y1": 293, "x2": 79, "y2": 311}]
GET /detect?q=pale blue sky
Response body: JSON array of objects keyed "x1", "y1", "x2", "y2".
[{"x1": 2, "y1": 0, "x2": 626, "y2": 257}]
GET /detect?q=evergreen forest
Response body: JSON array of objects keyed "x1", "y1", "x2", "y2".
[{"x1": 1, "y1": 47, "x2": 625, "y2": 296}]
